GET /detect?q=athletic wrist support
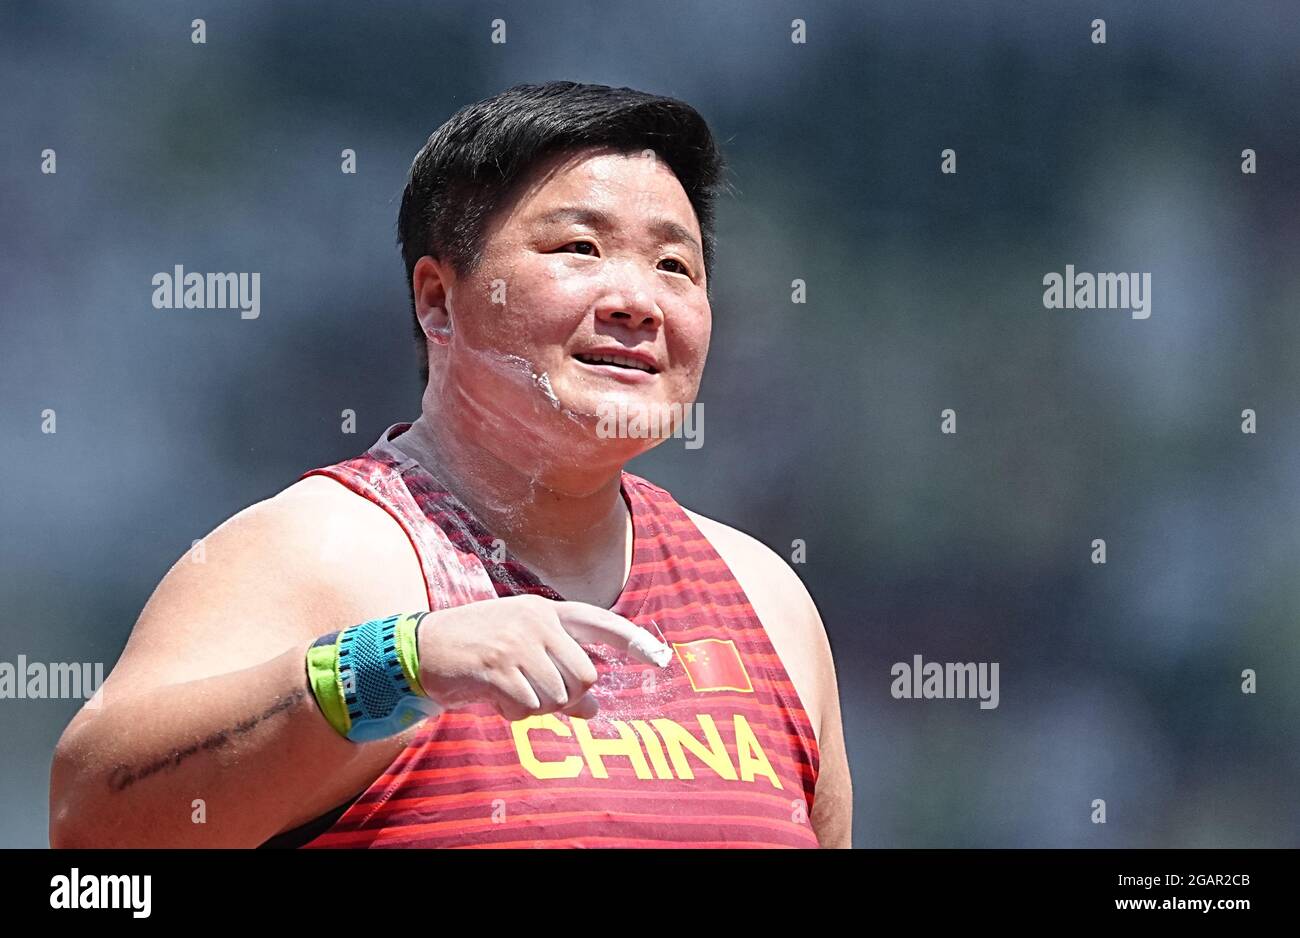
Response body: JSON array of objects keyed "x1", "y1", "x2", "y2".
[{"x1": 306, "y1": 612, "x2": 442, "y2": 742}]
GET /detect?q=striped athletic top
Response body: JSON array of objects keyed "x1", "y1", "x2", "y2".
[{"x1": 285, "y1": 421, "x2": 820, "y2": 848}]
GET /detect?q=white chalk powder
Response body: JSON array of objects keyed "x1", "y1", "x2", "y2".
[
  {"x1": 483, "y1": 352, "x2": 587, "y2": 424},
  {"x1": 629, "y1": 630, "x2": 674, "y2": 668}
]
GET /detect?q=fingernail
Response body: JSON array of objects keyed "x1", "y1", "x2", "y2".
[{"x1": 630, "y1": 629, "x2": 673, "y2": 668}]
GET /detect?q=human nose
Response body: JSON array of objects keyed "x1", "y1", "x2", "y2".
[{"x1": 592, "y1": 263, "x2": 664, "y2": 331}]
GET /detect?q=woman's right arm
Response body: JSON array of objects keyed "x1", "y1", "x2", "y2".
[{"x1": 48, "y1": 479, "x2": 431, "y2": 848}]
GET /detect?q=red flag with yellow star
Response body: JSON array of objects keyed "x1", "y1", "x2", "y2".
[{"x1": 672, "y1": 638, "x2": 754, "y2": 693}]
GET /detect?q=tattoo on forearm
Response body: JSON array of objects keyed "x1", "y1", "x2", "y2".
[{"x1": 106, "y1": 687, "x2": 307, "y2": 793}]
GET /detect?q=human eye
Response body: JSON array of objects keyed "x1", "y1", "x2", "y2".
[
  {"x1": 658, "y1": 256, "x2": 693, "y2": 277},
  {"x1": 555, "y1": 239, "x2": 599, "y2": 256}
]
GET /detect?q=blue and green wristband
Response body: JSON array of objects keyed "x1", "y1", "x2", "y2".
[{"x1": 306, "y1": 612, "x2": 442, "y2": 742}]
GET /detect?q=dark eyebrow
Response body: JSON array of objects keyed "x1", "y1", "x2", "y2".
[{"x1": 532, "y1": 206, "x2": 702, "y2": 263}]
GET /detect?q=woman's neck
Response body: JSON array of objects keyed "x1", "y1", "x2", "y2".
[{"x1": 393, "y1": 414, "x2": 633, "y2": 605}]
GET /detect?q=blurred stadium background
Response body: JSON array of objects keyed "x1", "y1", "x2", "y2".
[{"x1": 2, "y1": 0, "x2": 1298, "y2": 847}]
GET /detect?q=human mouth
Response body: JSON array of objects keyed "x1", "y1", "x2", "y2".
[{"x1": 572, "y1": 349, "x2": 660, "y2": 382}]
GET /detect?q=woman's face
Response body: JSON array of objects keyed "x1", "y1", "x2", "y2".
[{"x1": 416, "y1": 146, "x2": 712, "y2": 469}]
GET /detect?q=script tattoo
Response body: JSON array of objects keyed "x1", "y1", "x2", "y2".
[{"x1": 106, "y1": 688, "x2": 307, "y2": 793}]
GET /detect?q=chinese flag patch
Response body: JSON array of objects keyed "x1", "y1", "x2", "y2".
[{"x1": 672, "y1": 638, "x2": 754, "y2": 693}]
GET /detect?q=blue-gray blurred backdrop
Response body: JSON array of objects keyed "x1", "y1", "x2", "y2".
[{"x1": 3, "y1": 0, "x2": 1298, "y2": 847}]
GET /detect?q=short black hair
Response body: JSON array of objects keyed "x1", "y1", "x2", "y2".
[{"x1": 397, "y1": 81, "x2": 730, "y2": 385}]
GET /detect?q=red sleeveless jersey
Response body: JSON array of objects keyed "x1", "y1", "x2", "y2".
[{"x1": 292, "y1": 422, "x2": 820, "y2": 848}]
